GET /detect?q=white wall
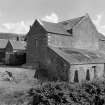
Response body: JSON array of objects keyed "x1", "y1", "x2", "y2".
[{"x1": 69, "y1": 63, "x2": 104, "y2": 82}]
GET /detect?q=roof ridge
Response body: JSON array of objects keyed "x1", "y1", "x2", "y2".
[
  {"x1": 73, "y1": 13, "x2": 90, "y2": 27},
  {"x1": 59, "y1": 15, "x2": 84, "y2": 25},
  {"x1": 71, "y1": 16, "x2": 85, "y2": 27},
  {"x1": 62, "y1": 16, "x2": 84, "y2": 22}
]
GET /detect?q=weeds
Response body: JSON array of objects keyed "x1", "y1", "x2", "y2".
[{"x1": 28, "y1": 80, "x2": 105, "y2": 105}]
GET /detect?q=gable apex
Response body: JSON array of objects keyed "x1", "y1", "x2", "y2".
[
  {"x1": 32, "y1": 19, "x2": 44, "y2": 27},
  {"x1": 74, "y1": 13, "x2": 93, "y2": 27},
  {"x1": 29, "y1": 19, "x2": 47, "y2": 34},
  {"x1": 85, "y1": 13, "x2": 89, "y2": 18},
  {"x1": 35, "y1": 19, "x2": 44, "y2": 26}
]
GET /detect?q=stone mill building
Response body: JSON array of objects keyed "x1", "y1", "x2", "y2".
[{"x1": 26, "y1": 13, "x2": 105, "y2": 82}]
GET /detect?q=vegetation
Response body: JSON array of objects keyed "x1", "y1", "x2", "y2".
[
  {"x1": 1, "y1": 67, "x2": 105, "y2": 105},
  {"x1": 0, "y1": 67, "x2": 35, "y2": 105},
  {"x1": 1, "y1": 78, "x2": 105, "y2": 105},
  {"x1": 28, "y1": 80, "x2": 105, "y2": 105}
]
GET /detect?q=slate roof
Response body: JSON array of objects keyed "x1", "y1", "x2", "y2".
[
  {"x1": 49, "y1": 46, "x2": 105, "y2": 64},
  {"x1": 58, "y1": 16, "x2": 84, "y2": 30},
  {"x1": 0, "y1": 39, "x2": 8, "y2": 49},
  {"x1": 9, "y1": 40, "x2": 26, "y2": 50},
  {"x1": 39, "y1": 20, "x2": 71, "y2": 36},
  {"x1": 38, "y1": 14, "x2": 87, "y2": 36}
]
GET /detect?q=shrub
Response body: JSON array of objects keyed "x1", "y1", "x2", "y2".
[{"x1": 27, "y1": 80, "x2": 105, "y2": 105}]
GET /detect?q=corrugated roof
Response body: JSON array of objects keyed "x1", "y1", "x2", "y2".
[
  {"x1": 9, "y1": 40, "x2": 26, "y2": 50},
  {"x1": 39, "y1": 20, "x2": 71, "y2": 36},
  {"x1": 0, "y1": 39, "x2": 8, "y2": 49},
  {"x1": 49, "y1": 46, "x2": 105, "y2": 64}
]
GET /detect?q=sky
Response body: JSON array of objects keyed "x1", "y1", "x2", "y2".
[{"x1": 0, "y1": 0, "x2": 105, "y2": 35}]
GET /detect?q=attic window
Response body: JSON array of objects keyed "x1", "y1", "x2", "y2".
[{"x1": 67, "y1": 29, "x2": 72, "y2": 34}]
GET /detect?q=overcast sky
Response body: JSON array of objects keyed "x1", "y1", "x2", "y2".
[{"x1": 0, "y1": 0, "x2": 105, "y2": 35}]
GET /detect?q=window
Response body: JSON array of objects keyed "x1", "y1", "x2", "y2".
[
  {"x1": 74, "y1": 70, "x2": 79, "y2": 82},
  {"x1": 67, "y1": 29, "x2": 72, "y2": 34},
  {"x1": 92, "y1": 66, "x2": 97, "y2": 78},
  {"x1": 35, "y1": 39, "x2": 38, "y2": 48},
  {"x1": 86, "y1": 69, "x2": 90, "y2": 81}
]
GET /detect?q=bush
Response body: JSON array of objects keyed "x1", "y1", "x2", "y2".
[{"x1": 28, "y1": 80, "x2": 105, "y2": 105}]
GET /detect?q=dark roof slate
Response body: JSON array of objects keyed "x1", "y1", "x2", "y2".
[
  {"x1": 49, "y1": 46, "x2": 105, "y2": 64},
  {"x1": 38, "y1": 14, "x2": 86, "y2": 35},
  {"x1": 0, "y1": 39, "x2": 8, "y2": 49},
  {"x1": 58, "y1": 16, "x2": 84, "y2": 30},
  {"x1": 39, "y1": 20, "x2": 71, "y2": 35},
  {"x1": 9, "y1": 40, "x2": 26, "y2": 50}
]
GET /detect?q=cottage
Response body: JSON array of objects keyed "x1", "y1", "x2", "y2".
[
  {"x1": 26, "y1": 13, "x2": 105, "y2": 82},
  {"x1": 5, "y1": 40, "x2": 26, "y2": 65}
]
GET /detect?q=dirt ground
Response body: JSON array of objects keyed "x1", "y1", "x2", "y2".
[{"x1": 0, "y1": 66, "x2": 36, "y2": 104}]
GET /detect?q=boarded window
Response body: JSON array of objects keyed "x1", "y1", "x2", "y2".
[
  {"x1": 74, "y1": 70, "x2": 79, "y2": 82},
  {"x1": 86, "y1": 69, "x2": 90, "y2": 81}
]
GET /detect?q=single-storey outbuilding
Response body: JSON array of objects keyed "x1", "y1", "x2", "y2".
[
  {"x1": 5, "y1": 40, "x2": 26, "y2": 65},
  {"x1": 50, "y1": 47, "x2": 105, "y2": 82}
]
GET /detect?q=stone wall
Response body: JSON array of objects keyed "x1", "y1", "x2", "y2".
[
  {"x1": 99, "y1": 40, "x2": 105, "y2": 52},
  {"x1": 45, "y1": 48, "x2": 70, "y2": 81},
  {"x1": 26, "y1": 20, "x2": 47, "y2": 66},
  {"x1": 26, "y1": 20, "x2": 70, "y2": 81},
  {"x1": 69, "y1": 63, "x2": 105, "y2": 82},
  {"x1": 48, "y1": 33, "x2": 73, "y2": 48},
  {"x1": 72, "y1": 16, "x2": 99, "y2": 50},
  {"x1": 34, "y1": 47, "x2": 70, "y2": 82}
]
